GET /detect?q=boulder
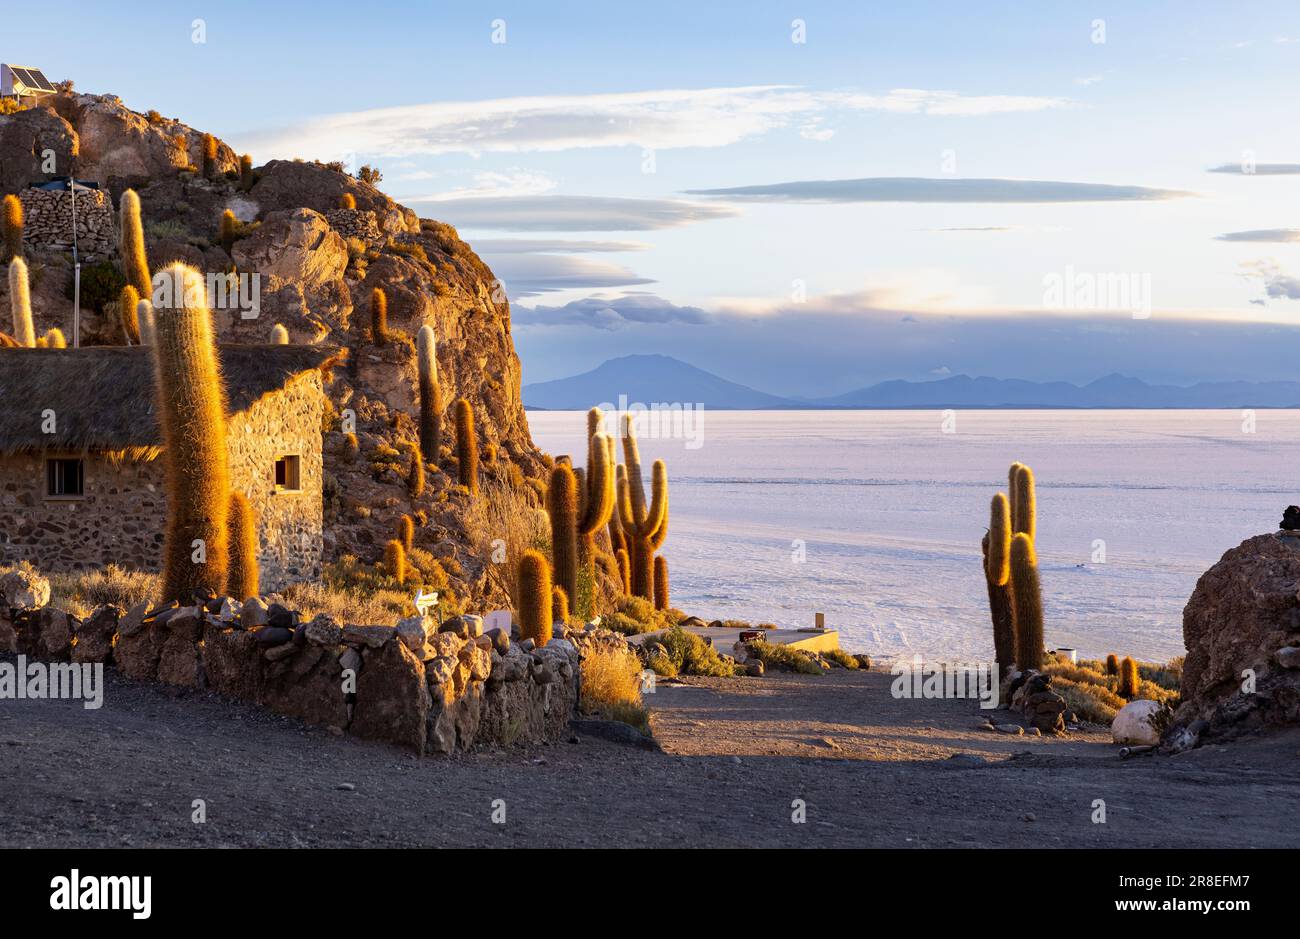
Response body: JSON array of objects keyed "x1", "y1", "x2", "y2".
[
  {"x1": 350, "y1": 640, "x2": 430, "y2": 754},
  {"x1": 396, "y1": 614, "x2": 431, "y2": 652},
  {"x1": 73, "y1": 606, "x2": 121, "y2": 664},
  {"x1": 1177, "y1": 533, "x2": 1300, "y2": 734},
  {"x1": 342, "y1": 624, "x2": 395, "y2": 648},
  {"x1": 25, "y1": 608, "x2": 74, "y2": 661},
  {"x1": 114, "y1": 625, "x2": 167, "y2": 682},
  {"x1": 0, "y1": 566, "x2": 51, "y2": 610},
  {"x1": 1112, "y1": 699, "x2": 1165, "y2": 746}
]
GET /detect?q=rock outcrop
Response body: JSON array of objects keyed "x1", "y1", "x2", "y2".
[{"x1": 1175, "y1": 532, "x2": 1300, "y2": 742}]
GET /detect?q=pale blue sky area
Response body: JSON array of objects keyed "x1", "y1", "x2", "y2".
[{"x1": 18, "y1": 1, "x2": 1300, "y2": 392}]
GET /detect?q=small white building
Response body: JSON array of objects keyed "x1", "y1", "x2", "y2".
[{"x1": 1, "y1": 64, "x2": 56, "y2": 101}]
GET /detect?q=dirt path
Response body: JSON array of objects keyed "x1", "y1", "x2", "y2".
[{"x1": 2, "y1": 664, "x2": 1297, "y2": 848}]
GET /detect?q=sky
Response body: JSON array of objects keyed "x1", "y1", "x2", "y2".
[{"x1": 20, "y1": 1, "x2": 1300, "y2": 394}]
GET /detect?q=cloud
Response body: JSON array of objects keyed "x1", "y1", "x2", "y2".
[
  {"x1": 484, "y1": 254, "x2": 654, "y2": 298},
  {"x1": 412, "y1": 170, "x2": 556, "y2": 201},
  {"x1": 473, "y1": 238, "x2": 649, "y2": 254},
  {"x1": 1241, "y1": 260, "x2": 1300, "y2": 301},
  {"x1": 684, "y1": 177, "x2": 1193, "y2": 203},
  {"x1": 1217, "y1": 229, "x2": 1300, "y2": 243},
  {"x1": 513, "y1": 293, "x2": 712, "y2": 329},
  {"x1": 1209, "y1": 163, "x2": 1300, "y2": 174},
  {"x1": 235, "y1": 86, "x2": 1071, "y2": 159},
  {"x1": 417, "y1": 195, "x2": 738, "y2": 231}
]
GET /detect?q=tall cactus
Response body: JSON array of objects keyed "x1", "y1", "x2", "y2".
[
  {"x1": 552, "y1": 584, "x2": 570, "y2": 626},
  {"x1": 219, "y1": 209, "x2": 237, "y2": 254},
  {"x1": 151, "y1": 263, "x2": 231, "y2": 603},
  {"x1": 384, "y1": 539, "x2": 407, "y2": 585},
  {"x1": 1010, "y1": 532, "x2": 1044, "y2": 671},
  {"x1": 653, "y1": 555, "x2": 670, "y2": 611},
  {"x1": 136, "y1": 299, "x2": 156, "y2": 346},
  {"x1": 1119, "y1": 656, "x2": 1140, "y2": 698},
  {"x1": 547, "y1": 463, "x2": 579, "y2": 605},
  {"x1": 227, "y1": 491, "x2": 260, "y2": 600},
  {"x1": 1011, "y1": 462, "x2": 1036, "y2": 540},
  {"x1": 617, "y1": 415, "x2": 668, "y2": 599},
  {"x1": 615, "y1": 547, "x2": 631, "y2": 594},
  {"x1": 120, "y1": 189, "x2": 152, "y2": 300},
  {"x1": 407, "y1": 442, "x2": 425, "y2": 498},
  {"x1": 518, "y1": 549, "x2": 552, "y2": 647},
  {"x1": 2, "y1": 194, "x2": 23, "y2": 261},
  {"x1": 416, "y1": 325, "x2": 441, "y2": 464},
  {"x1": 238, "y1": 154, "x2": 254, "y2": 191},
  {"x1": 455, "y1": 398, "x2": 478, "y2": 494},
  {"x1": 8, "y1": 257, "x2": 34, "y2": 347},
  {"x1": 397, "y1": 514, "x2": 414, "y2": 552},
  {"x1": 201, "y1": 133, "x2": 218, "y2": 177},
  {"x1": 270, "y1": 323, "x2": 289, "y2": 344},
  {"x1": 119, "y1": 284, "x2": 141, "y2": 344},
  {"x1": 984, "y1": 492, "x2": 1015, "y2": 677},
  {"x1": 340, "y1": 193, "x2": 356, "y2": 210},
  {"x1": 370, "y1": 287, "x2": 388, "y2": 344}
]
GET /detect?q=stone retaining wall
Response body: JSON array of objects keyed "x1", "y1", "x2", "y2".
[
  {"x1": 0, "y1": 586, "x2": 617, "y2": 754},
  {"x1": 17, "y1": 188, "x2": 116, "y2": 257}
]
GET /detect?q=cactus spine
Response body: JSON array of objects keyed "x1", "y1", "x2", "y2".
[
  {"x1": 119, "y1": 190, "x2": 152, "y2": 300},
  {"x1": 653, "y1": 555, "x2": 669, "y2": 611},
  {"x1": 1012, "y1": 463, "x2": 1036, "y2": 540},
  {"x1": 119, "y1": 284, "x2": 141, "y2": 344},
  {"x1": 1009, "y1": 533, "x2": 1044, "y2": 671},
  {"x1": 384, "y1": 538, "x2": 407, "y2": 584},
  {"x1": 370, "y1": 287, "x2": 388, "y2": 344},
  {"x1": 984, "y1": 492, "x2": 1015, "y2": 677},
  {"x1": 617, "y1": 415, "x2": 668, "y2": 599},
  {"x1": 397, "y1": 514, "x2": 414, "y2": 552},
  {"x1": 270, "y1": 323, "x2": 289, "y2": 344},
  {"x1": 455, "y1": 398, "x2": 478, "y2": 494},
  {"x1": 1119, "y1": 656, "x2": 1140, "y2": 698},
  {"x1": 416, "y1": 325, "x2": 441, "y2": 464},
  {"x1": 8, "y1": 257, "x2": 34, "y2": 347},
  {"x1": 219, "y1": 209, "x2": 237, "y2": 254},
  {"x1": 151, "y1": 263, "x2": 231, "y2": 603},
  {"x1": 2, "y1": 194, "x2": 23, "y2": 261},
  {"x1": 227, "y1": 491, "x2": 260, "y2": 600},
  {"x1": 136, "y1": 299, "x2": 156, "y2": 346},
  {"x1": 518, "y1": 549, "x2": 552, "y2": 647}
]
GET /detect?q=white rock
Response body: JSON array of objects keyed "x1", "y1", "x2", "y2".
[{"x1": 1111, "y1": 699, "x2": 1164, "y2": 746}]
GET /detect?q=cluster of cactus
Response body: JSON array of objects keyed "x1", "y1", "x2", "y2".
[
  {"x1": 616, "y1": 414, "x2": 669, "y2": 600},
  {"x1": 517, "y1": 549, "x2": 553, "y2": 646},
  {"x1": 8, "y1": 257, "x2": 35, "y2": 347},
  {"x1": 119, "y1": 190, "x2": 152, "y2": 300},
  {"x1": 416, "y1": 325, "x2": 441, "y2": 464},
  {"x1": 545, "y1": 408, "x2": 615, "y2": 615},
  {"x1": 455, "y1": 398, "x2": 478, "y2": 494},
  {"x1": 984, "y1": 461, "x2": 1044, "y2": 673},
  {"x1": 151, "y1": 263, "x2": 232, "y2": 602},
  {"x1": 3, "y1": 194, "x2": 23, "y2": 261}
]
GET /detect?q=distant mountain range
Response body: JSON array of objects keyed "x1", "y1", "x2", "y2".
[{"x1": 523, "y1": 356, "x2": 1300, "y2": 410}]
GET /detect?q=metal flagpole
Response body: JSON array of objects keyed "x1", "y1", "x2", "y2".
[{"x1": 69, "y1": 170, "x2": 80, "y2": 348}]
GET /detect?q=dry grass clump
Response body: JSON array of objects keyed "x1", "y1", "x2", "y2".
[
  {"x1": 286, "y1": 553, "x2": 461, "y2": 625},
  {"x1": 48, "y1": 565, "x2": 159, "y2": 617},
  {"x1": 820, "y1": 647, "x2": 861, "y2": 669},
  {"x1": 464, "y1": 480, "x2": 549, "y2": 601},
  {"x1": 652, "y1": 626, "x2": 737, "y2": 677},
  {"x1": 604, "y1": 594, "x2": 678, "y2": 636},
  {"x1": 1045, "y1": 653, "x2": 1181, "y2": 724},
  {"x1": 579, "y1": 644, "x2": 648, "y2": 732},
  {"x1": 746, "y1": 639, "x2": 823, "y2": 675},
  {"x1": 1050, "y1": 677, "x2": 1127, "y2": 725}
]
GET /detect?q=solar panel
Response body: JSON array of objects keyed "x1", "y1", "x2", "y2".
[{"x1": 25, "y1": 68, "x2": 55, "y2": 92}]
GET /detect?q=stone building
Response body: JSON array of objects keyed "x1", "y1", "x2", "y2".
[{"x1": 0, "y1": 343, "x2": 337, "y2": 589}]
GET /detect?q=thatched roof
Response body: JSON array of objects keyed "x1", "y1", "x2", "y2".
[{"x1": 0, "y1": 344, "x2": 341, "y2": 458}]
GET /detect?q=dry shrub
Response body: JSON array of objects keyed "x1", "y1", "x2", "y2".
[
  {"x1": 579, "y1": 644, "x2": 647, "y2": 732},
  {"x1": 48, "y1": 565, "x2": 159, "y2": 617},
  {"x1": 464, "y1": 480, "x2": 549, "y2": 603},
  {"x1": 1051, "y1": 677, "x2": 1126, "y2": 725}
]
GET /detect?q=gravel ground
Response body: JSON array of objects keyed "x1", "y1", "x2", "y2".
[{"x1": 2, "y1": 664, "x2": 1297, "y2": 848}]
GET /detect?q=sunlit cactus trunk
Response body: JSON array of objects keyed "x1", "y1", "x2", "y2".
[
  {"x1": 455, "y1": 398, "x2": 478, "y2": 494},
  {"x1": 518, "y1": 549, "x2": 553, "y2": 647},
  {"x1": 119, "y1": 189, "x2": 152, "y2": 300},
  {"x1": 227, "y1": 491, "x2": 260, "y2": 601},
  {"x1": 653, "y1": 555, "x2": 669, "y2": 611},
  {"x1": 985, "y1": 492, "x2": 1015, "y2": 677},
  {"x1": 151, "y1": 263, "x2": 231, "y2": 603},
  {"x1": 1010, "y1": 533, "x2": 1044, "y2": 671},
  {"x1": 8, "y1": 257, "x2": 35, "y2": 347},
  {"x1": 3, "y1": 194, "x2": 24, "y2": 261},
  {"x1": 547, "y1": 464, "x2": 579, "y2": 607},
  {"x1": 617, "y1": 415, "x2": 668, "y2": 600},
  {"x1": 417, "y1": 325, "x2": 441, "y2": 464}
]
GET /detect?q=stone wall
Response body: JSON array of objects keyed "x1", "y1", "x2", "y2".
[
  {"x1": 0, "y1": 377, "x2": 324, "y2": 590},
  {"x1": 17, "y1": 187, "x2": 116, "y2": 257},
  {"x1": 324, "y1": 208, "x2": 383, "y2": 249},
  {"x1": 0, "y1": 577, "x2": 603, "y2": 754},
  {"x1": 226, "y1": 372, "x2": 325, "y2": 587}
]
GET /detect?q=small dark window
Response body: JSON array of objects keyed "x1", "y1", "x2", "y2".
[
  {"x1": 274, "y1": 455, "x2": 301, "y2": 492},
  {"x1": 47, "y1": 458, "x2": 83, "y2": 497}
]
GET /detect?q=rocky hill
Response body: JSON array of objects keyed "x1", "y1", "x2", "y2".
[{"x1": 0, "y1": 91, "x2": 552, "y2": 611}]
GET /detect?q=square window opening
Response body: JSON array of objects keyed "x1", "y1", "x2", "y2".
[
  {"x1": 47, "y1": 458, "x2": 84, "y2": 497},
  {"x1": 275, "y1": 455, "x2": 301, "y2": 492}
]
